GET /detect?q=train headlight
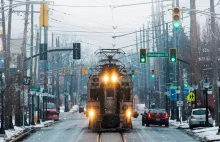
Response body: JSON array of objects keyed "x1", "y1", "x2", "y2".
[
  {"x1": 126, "y1": 110, "x2": 131, "y2": 118},
  {"x1": 103, "y1": 75, "x2": 109, "y2": 83},
  {"x1": 89, "y1": 109, "x2": 95, "y2": 118},
  {"x1": 111, "y1": 74, "x2": 118, "y2": 83}
]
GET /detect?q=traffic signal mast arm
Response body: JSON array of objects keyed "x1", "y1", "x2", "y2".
[{"x1": 24, "y1": 48, "x2": 74, "y2": 61}]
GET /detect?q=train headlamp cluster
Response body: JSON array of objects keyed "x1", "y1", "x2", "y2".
[
  {"x1": 126, "y1": 110, "x2": 132, "y2": 118},
  {"x1": 103, "y1": 73, "x2": 118, "y2": 84},
  {"x1": 89, "y1": 109, "x2": 95, "y2": 118}
]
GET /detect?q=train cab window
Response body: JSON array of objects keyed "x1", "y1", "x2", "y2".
[
  {"x1": 106, "y1": 88, "x2": 114, "y2": 99},
  {"x1": 90, "y1": 89, "x2": 99, "y2": 100},
  {"x1": 120, "y1": 89, "x2": 131, "y2": 101}
]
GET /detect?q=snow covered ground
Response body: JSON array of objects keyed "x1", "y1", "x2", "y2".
[
  {"x1": 170, "y1": 120, "x2": 220, "y2": 141},
  {"x1": 0, "y1": 120, "x2": 55, "y2": 142}
]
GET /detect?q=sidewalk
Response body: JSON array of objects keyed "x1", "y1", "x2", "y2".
[{"x1": 170, "y1": 120, "x2": 220, "y2": 141}]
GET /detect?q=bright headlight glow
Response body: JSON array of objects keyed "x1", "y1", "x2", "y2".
[
  {"x1": 89, "y1": 109, "x2": 94, "y2": 118},
  {"x1": 103, "y1": 75, "x2": 109, "y2": 83},
  {"x1": 126, "y1": 110, "x2": 131, "y2": 118},
  {"x1": 111, "y1": 75, "x2": 118, "y2": 82}
]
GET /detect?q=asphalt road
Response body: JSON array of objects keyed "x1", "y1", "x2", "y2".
[{"x1": 22, "y1": 112, "x2": 200, "y2": 142}]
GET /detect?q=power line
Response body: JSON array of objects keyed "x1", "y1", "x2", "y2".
[
  {"x1": 50, "y1": 8, "x2": 112, "y2": 27},
  {"x1": 49, "y1": 4, "x2": 109, "y2": 8}
]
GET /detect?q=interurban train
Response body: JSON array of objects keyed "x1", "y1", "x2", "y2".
[{"x1": 81, "y1": 49, "x2": 136, "y2": 131}]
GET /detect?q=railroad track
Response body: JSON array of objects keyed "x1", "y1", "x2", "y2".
[{"x1": 97, "y1": 132, "x2": 125, "y2": 142}]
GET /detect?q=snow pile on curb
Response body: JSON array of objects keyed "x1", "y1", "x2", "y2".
[
  {"x1": 69, "y1": 105, "x2": 79, "y2": 112},
  {"x1": 60, "y1": 106, "x2": 65, "y2": 112},
  {"x1": 170, "y1": 119, "x2": 220, "y2": 141},
  {"x1": 0, "y1": 120, "x2": 55, "y2": 142}
]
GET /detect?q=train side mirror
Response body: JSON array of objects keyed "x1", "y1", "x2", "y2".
[
  {"x1": 79, "y1": 107, "x2": 84, "y2": 113},
  {"x1": 133, "y1": 111, "x2": 139, "y2": 118}
]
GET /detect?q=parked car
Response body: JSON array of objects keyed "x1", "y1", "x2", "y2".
[
  {"x1": 189, "y1": 108, "x2": 213, "y2": 129},
  {"x1": 142, "y1": 108, "x2": 169, "y2": 127},
  {"x1": 41, "y1": 103, "x2": 60, "y2": 121}
]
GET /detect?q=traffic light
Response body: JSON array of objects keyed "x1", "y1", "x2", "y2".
[
  {"x1": 70, "y1": 69, "x2": 73, "y2": 75},
  {"x1": 131, "y1": 70, "x2": 135, "y2": 78},
  {"x1": 139, "y1": 48, "x2": 147, "y2": 63},
  {"x1": 39, "y1": 44, "x2": 47, "y2": 60},
  {"x1": 82, "y1": 66, "x2": 88, "y2": 76},
  {"x1": 152, "y1": 70, "x2": 155, "y2": 78},
  {"x1": 62, "y1": 67, "x2": 66, "y2": 76},
  {"x1": 169, "y1": 48, "x2": 177, "y2": 64},
  {"x1": 40, "y1": 3, "x2": 49, "y2": 27},
  {"x1": 172, "y1": 6, "x2": 181, "y2": 28}
]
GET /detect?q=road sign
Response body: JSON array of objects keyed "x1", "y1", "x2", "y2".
[
  {"x1": 73, "y1": 43, "x2": 81, "y2": 59},
  {"x1": 39, "y1": 44, "x2": 47, "y2": 60},
  {"x1": 147, "y1": 52, "x2": 169, "y2": 58},
  {"x1": 177, "y1": 101, "x2": 183, "y2": 107},
  {"x1": 30, "y1": 88, "x2": 40, "y2": 92},
  {"x1": 184, "y1": 88, "x2": 190, "y2": 98},
  {"x1": 23, "y1": 76, "x2": 31, "y2": 85},
  {"x1": 187, "y1": 92, "x2": 195, "y2": 102}
]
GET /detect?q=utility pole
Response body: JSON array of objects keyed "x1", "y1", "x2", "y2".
[
  {"x1": 52, "y1": 33, "x2": 54, "y2": 99},
  {"x1": 20, "y1": 0, "x2": 30, "y2": 127},
  {"x1": 7, "y1": 0, "x2": 14, "y2": 129},
  {"x1": 0, "y1": 0, "x2": 6, "y2": 135},
  {"x1": 34, "y1": 30, "x2": 39, "y2": 87},
  {"x1": 191, "y1": 0, "x2": 199, "y2": 106},
  {"x1": 176, "y1": 0, "x2": 180, "y2": 122},
  {"x1": 56, "y1": 37, "x2": 60, "y2": 106},
  {"x1": 210, "y1": 0, "x2": 219, "y2": 124},
  {"x1": 146, "y1": 23, "x2": 150, "y2": 108}
]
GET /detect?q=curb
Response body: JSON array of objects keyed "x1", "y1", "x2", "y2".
[
  {"x1": 5, "y1": 121, "x2": 56, "y2": 142},
  {"x1": 5, "y1": 127, "x2": 39, "y2": 142}
]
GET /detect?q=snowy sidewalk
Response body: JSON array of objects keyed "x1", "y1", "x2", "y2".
[
  {"x1": 0, "y1": 120, "x2": 55, "y2": 142},
  {"x1": 170, "y1": 120, "x2": 220, "y2": 141}
]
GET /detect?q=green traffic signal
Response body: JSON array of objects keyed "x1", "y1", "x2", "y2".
[
  {"x1": 171, "y1": 57, "x2": 176, "y2": 62},
  {"x1": 169, "y1": 48, "x2": 177, "y2": 64},
  {"x1": 173, "y1": 22, "x2": 180, "y2": 28},
  {"x1": 141, "y1": 57, "x2": 146, "y2": 63},
  {"x1": 139, "y1": 48, "x2": 147, "y2": 63},
  {"x1": 152, "y1": 74, "x2": 155, "y2": 78},
  {"x1": 131, "y1": 74, "x2": 135, "y2": 78}
]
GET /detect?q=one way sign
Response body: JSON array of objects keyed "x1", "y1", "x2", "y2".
[{"x1": 73, "y1": 43, "x2": 81, "y2": 59}]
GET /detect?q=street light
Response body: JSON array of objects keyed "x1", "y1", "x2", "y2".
[
  {"x1": 217, "y1": 77, "x2": 220, "y2": 134},
  {"x1": 192, "y1": 82, "x2": 199, "y2": 108},
  {"x1": 176, "y1": 87, "x2": 180, "y2": 122},
  {"x1": 203, "y1": 77, "x2": 210, "y2": 127}
]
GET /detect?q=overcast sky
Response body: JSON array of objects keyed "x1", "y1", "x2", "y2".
[{"x1": 3, "y1": 0, "x2": 219, "y2": 58}]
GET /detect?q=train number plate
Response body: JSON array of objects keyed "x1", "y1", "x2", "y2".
[{"x1": 156, "y1": 119, "x2": 160, "y2": 121}]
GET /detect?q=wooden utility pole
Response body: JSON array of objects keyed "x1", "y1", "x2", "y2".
[
  {"x1": 52, "y1": 33, "x2": 54, "y2": 96},
  {"x1": 7, "y1": 0, "x2": 14, "y2": 129},
  {"x1": 20, "y1": 0, "x2": 30, "y2": 126},
  {"x1": 34, "y1": 31, "x2": 39, "y2": 87},
  {"x1": 191, "y1": 0, "x2": 200, "y2": 103},
  {"x1": 210, "y1": 0, "x2": 218, "y2": 124}
]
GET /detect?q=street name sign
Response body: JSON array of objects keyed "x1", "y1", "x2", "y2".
[
  {"x1": 30, "y1": 88, "x2": 40, "y2": 92},
  {"x1": 147, "y1": 52, "x2": 169, "y2": 58}
]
